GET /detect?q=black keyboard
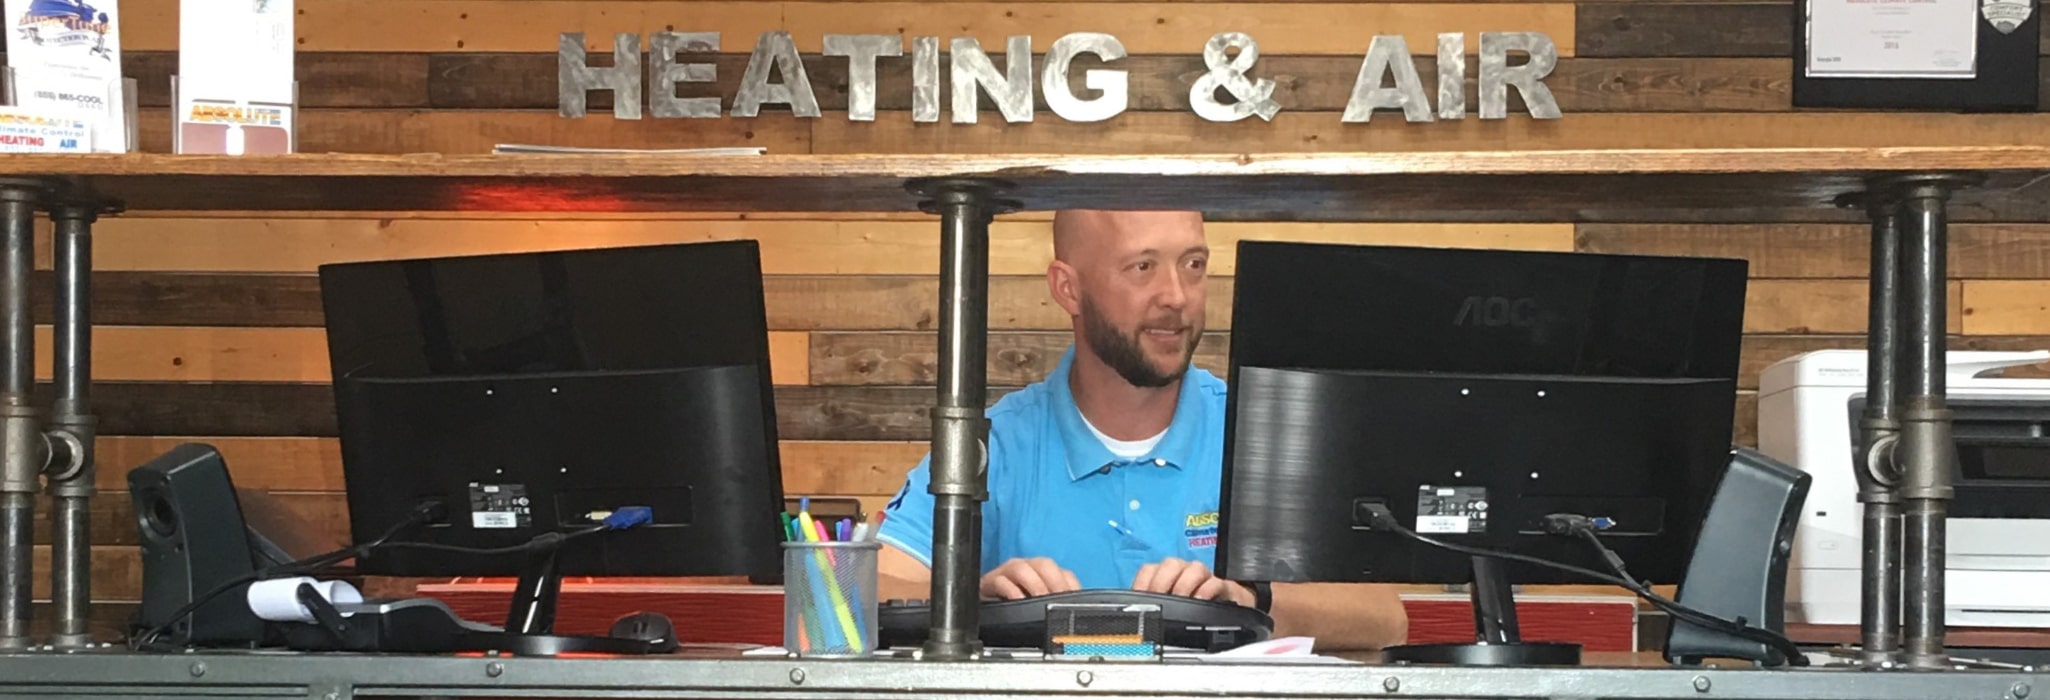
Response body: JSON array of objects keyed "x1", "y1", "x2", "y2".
[{"x1": 878, "y1": 589, "x2": 1273, "y2": 653}]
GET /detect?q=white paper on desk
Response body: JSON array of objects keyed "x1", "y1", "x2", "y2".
[
  {"x1": 1805, "y1": 0, "x2": 1978, "y2": 78},
  {"x1": 1174, "y1": 636, "x2": 1359, "y2": 664},
  {"x1": 4, "y1": 0, "x2": 128, "y2": 151},
  {"x1": 246, "y1": 576, "x2": 362, "y2": 622}
]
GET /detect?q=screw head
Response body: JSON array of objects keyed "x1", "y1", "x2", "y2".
[
  {"x1": 2014, "y1": 683, "x2": 2032, "y2": 699},
  {"x1": 324, "y1": 693, "x2": 340, "y2": 700},
  {"x1": 189, "y1": 662, "x2": 207, "y2": 677},
  {"x1": 1383, "y1": 677, "x2": 1401, "y2": 692},
  {"x1": 1077, "y1": 670, "x2": 1094, "y2": 687},
  {"x1": 1692, "y1": 676, "x2": 1711, "y2": 693},
  {"x1": 789, "y1": 668, "x2": 807, "y2": 685},
  {"x1": 485, "y1": 662, "x2": 503, "y2": 678}
]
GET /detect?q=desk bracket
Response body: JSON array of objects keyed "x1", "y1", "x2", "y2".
[
  {"x1": 1844, "y1": 173, "x2": 1982, "y2": 671},
  {"x1": 907, "y1": 177, "x2": 1018, "y2": 662},
  {"x1": 0, "y1": 177, "x2": 117, "y2": 653}
]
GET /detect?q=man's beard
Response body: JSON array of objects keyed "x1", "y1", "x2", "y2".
[{"x1": 1080, "y1": 298, "x2": 1200, "y2": 389}]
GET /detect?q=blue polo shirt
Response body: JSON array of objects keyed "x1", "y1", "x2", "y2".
[{"x1": 876, "y1": 346, "x2": 1229, "y2": 590}]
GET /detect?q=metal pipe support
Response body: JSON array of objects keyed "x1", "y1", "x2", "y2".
[
  {"x1": 1878, "y1": 174, "x2": 1975, "y2": 670},
  {"x1": 909, "y1": 178, "x2": 1015, "y2": 661},
  {"x1": 47, "y1": 200, "x2": 103, "y2": 650},
  {"x1": 0, "y1": 180, "x2": 45, "y2": 652},
  {"x1": 1839, "y1": 191, "x2": 1904, "y2": 668}
]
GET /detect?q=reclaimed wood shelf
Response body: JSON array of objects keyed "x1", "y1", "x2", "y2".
[{"x1": 1, "y1": 149, "x2": 2046, "y2": 220}]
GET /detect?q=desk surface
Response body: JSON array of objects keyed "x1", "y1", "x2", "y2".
[
  {"x1": 0, "y1": 150, "x2": 2044, "y2": 220},
  {"x1": 0, "y1": 646, "x2": 2035, "y2": 700}
]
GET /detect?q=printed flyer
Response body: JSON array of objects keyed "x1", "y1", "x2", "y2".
[
  {"x1": 4, "y1": 0, "x2": 127, "y2": 151},
  {"x1": 177, "y1": 0, "x2": 295, "y2": 154}
]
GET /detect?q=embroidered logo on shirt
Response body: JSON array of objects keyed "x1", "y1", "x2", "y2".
[{"x1": 1184, "y1": 511, "x2": 1219, "y2": 548}]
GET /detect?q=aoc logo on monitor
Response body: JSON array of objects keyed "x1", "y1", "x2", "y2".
[{"x1": 1454, "y1": 295, "x2": 1538, "y2": 329}]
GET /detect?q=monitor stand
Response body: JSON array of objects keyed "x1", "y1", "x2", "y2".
[
  {"x1": 1381, "y1": 557, "x2": 1582, "y2": 666},
  {"x1": 451, "y1": 537, "x2": 661, "y2": 656}
]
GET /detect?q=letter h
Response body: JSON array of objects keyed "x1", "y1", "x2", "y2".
[{"x1": 559, "y1": 32, "x2": 644, "y2": 119}]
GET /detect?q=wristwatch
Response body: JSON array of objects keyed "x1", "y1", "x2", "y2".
[{"x1": 1245, "y1": 581, "x2": 1272, "y2": 613}]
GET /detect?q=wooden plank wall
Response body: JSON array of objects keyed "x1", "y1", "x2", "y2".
[{"x1": 13, "y1": 0, "x2": 2050, "y2": 642}]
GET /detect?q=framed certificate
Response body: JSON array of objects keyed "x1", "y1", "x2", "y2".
[{"x1": 1794, "y1": 0, "x2": 2040, "y2": 109}]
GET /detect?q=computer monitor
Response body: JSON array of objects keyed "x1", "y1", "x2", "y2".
[
  {"x1": 1215, "y1": 241, "x2": 1749, "y2": 665},
  {"x1": 318, "y1": 240, "x2": 786, "y2": 643}
]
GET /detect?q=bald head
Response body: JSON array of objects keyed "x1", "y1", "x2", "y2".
[{"x1": 1052, "y1": 210, "x2": 1207, "y2": 265}]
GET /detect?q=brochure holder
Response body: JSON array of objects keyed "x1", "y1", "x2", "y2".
[
  {"x1": 0, "y1": 65, "x2": 138, "y2": 153},
  {"x1": 170, "y1": 75, "x2": 300, "y2": 155}
]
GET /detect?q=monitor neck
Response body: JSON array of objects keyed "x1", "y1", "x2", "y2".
[
  {"x1": 506, "y1": 541, "x2": 567, "y2": 635},
  {"x1": 1469, "y1": 556, "x2": 1521, "y2": 644}
]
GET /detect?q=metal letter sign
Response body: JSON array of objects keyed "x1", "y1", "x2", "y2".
[
  {"x1": 733, "y1": 31, "x2": 822, "y2": 118},
  {"x1": 825, "y1": 34, "x2": 904, "y2": 122},
  {"x1": 1479, "y1": 32, "x2": 1562, "y2": 119},
  {"x1": 913, "y1": 37, "x2": 942, "y2": 123},
  {"x1": 650, "y1": 32, "x2": 722, "y2": 119},
  {"x1": 1189, "y1": 32, "x2": 1280, "y2": 122},
  {"x1": 952, "y1": 36, "x2": 1035, "y2": 123},
  {"x1": 558, "y1": 32, "x2": 642, "y2": 119},
  {"x1": 1437, "y1": 33, "x2": 1466, "y2": 120},
  {"x1": 1042, "y1": 33, "x2": 1129, "y2": 123},
  {"x1": 551, "y1": 29, "x2": 1565, "y2": 123},
  {"x1": 1341, "y1": 35, "x2": 1434, "y2": 123}
]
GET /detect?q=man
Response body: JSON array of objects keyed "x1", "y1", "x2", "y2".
[{"x1": 875, "y1": 210, "x2": 1408, "y2": 650}]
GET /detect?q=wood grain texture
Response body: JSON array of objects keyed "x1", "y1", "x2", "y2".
[
  {"x1": 23, "y1": 326, "x2": 807, "y2": 385},
  {"x1": 30, "y1": 272, "x2": 329, "y2": 328},
  {"x1": 94, "y1": 436, "x2": 347, "y2": 491},
  {"x1": 82, "y1": 380, "x2": 1779, "y2": 446},
  {"x1": 807, "y1": 112, "x2": 2050, "y2": 157},
  {"x1": 94, "y1": 436, "x2": 928, "y2": 494},
  {"x1": 83, "y1": 217, "x2": 1567, "y2": 274},
  {"x1": 287, "y1": 1, "x2": 1575, "y2": 55},
  {"x1": 811, "y1": 330, "x2": 1228, "y2": 385},
  {"x1": 1577, "y1": 223, "x2": 2050, "y2": 279},
  {"x1": 85, "y1": 381, "x2": 1020, "y2": 441},
  {"x1": 4, "y1": 151, "x2": 2049, "y2": 223},
  {"x1": 1963, "y1": 282, "x2": 2050, "y2": 335},
  {"x1": 1575, "y1": 3, "x2": 1791, "y2": 57},
  {"x1": 26, "y1": 272, "x2": 1106, "y2": 330},
  {"x1": 137, "y1": 109, "x2": 812, "y2": 157},
  {"x1": 433, "y1": 53, "x2": 1790, "y2": 113},
  {"x1": 1746, "y1": 280, "x2": 1964, "y2": 335},
  {"x1": 1734, "y1": 390, "x2": 1756, "y2": 447}
]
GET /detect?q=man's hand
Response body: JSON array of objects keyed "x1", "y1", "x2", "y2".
[
  {"x1": 980, "y1": 557, "x2": 1082, "y2": 599},
  {"x1": 1132, "y1": 557, "x2": 1257, "y2": 606}
]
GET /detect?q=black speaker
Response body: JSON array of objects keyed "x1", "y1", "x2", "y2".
[
  {"x1": 1664, "y1": 446, "x2": 1811, "y2": 666},
  {"x1": 128, "y1": 443, "x2": 264, "y2": 647}
]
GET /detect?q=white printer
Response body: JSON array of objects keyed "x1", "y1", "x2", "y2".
[{"x1": 1759, "y1": 349, "x2": 2050, "y2": 629}]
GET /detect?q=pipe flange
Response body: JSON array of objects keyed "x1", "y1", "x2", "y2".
[
  {"x1": 1868, "y1": 173, "x2": 1986, "y2": 200},
  {"x1": 0, "y1": 178, "x2": 54, "y2": 204},
  {"x1": 907, "y1": 177, "x2": 1022, "y2": 215}
]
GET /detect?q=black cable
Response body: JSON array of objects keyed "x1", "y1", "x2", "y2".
[
  {"x1": 1358, "y1": 505, "x2": 1808, "y2": 667},
  {"x1": 127, "y1": 506, "x2": 435, "y2": 651},
  {"x1": 128, "y1": 506, "x2": 607, "y2": 651},
  {"x1": 1568, "y1": 528, "x2": 1808, "y2": 667}
]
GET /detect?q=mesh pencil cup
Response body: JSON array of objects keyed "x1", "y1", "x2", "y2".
[{"x1": 782, "y1": 540, "x2": 880, "y2": 657}]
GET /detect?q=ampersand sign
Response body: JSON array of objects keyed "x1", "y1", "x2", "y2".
[{"x1": 1189, "y1": 32, "x2": 1280, "y2": 122}]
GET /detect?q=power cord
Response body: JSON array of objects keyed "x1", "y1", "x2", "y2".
[
  {"x1": 1357, "y1": 504, "x2": 1807, "y2": 667},
  {"x1": 128, "y1": 503, "x2": 652, "y2": 651},
  {"x1": 1538, "y1": 513, "x2": 1807, "y2": 667}
]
